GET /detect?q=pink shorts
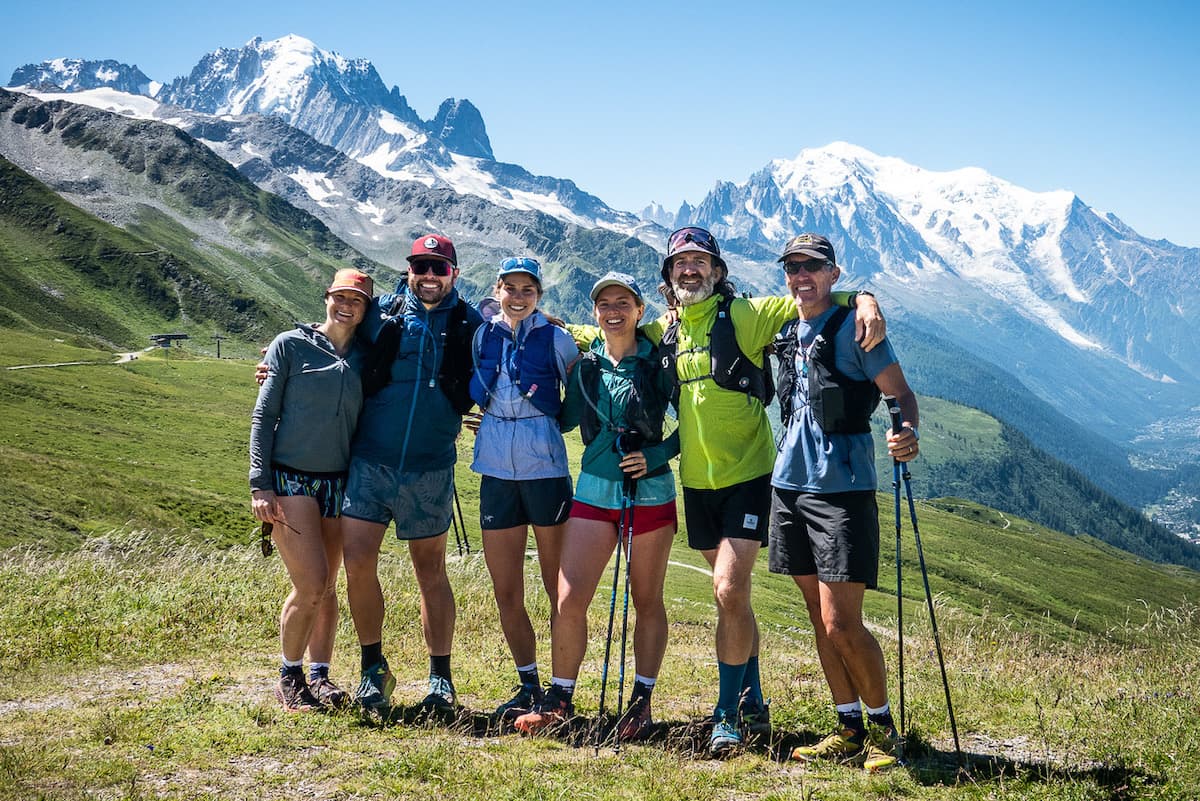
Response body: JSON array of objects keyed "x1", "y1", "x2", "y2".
[{"x1": 569, "y1": 499, "x2": 678, "y2": 537}]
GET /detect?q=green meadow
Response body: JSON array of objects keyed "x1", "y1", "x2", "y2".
[{"x1": 1, "y1": 333, "x2": 1197, "y2": 800}]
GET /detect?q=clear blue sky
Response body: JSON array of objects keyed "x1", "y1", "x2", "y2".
[{"x1": 5, "y1": 0, "x2": 1198, "y2": 246}]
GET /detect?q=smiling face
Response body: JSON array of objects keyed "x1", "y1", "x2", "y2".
[
  {"x1": 669, "y1": 251, "x2": 719, "y2": 306},
  {"x1": 785, "y1": 256, "x2": 839, "y2": 317},
  {"x1": 592, "y1": 285, "x2": 643, "y2": 339},
  {"x1": 324, "y1": 289, "x2": 368, "y2": 329},
  {"x1": 495, "y1": 273, "x2": 542, "y2": 325},
  {"x1": 407, "y1": 259, "x2": 458, "y2": 308}
]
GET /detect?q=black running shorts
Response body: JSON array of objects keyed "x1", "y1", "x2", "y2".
[
  {"x1": 479, "y1": 475, "x2": 573, "y2": 530},
  {"x1": 768, "y1": 488, "x2": 880, "y2": 588},
  {"x1": 682, "y1": 473, "x2": 772, "y2": 551}
]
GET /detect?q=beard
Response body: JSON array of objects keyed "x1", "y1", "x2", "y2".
[{"x1": 672, "y1": 272, "x2": 717, "y2": 307}]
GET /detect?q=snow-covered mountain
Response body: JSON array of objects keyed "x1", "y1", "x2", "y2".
[
  {"x1": 154, "y1": 35, "x2": 648, "y2": 235},
  {"x1": 6, "y1": 36, "x2": 652, "y2": 238},
  {"x1": 667, "y1": 143, "x2": 1200, "y2": 450},
  {"x1": 8, "y1": 58, "x2": 159, "y2": 96}
]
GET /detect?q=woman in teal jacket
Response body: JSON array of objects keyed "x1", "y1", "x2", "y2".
[{"x1": 515, "y1": 271, "x2": 679, "y2": 742}]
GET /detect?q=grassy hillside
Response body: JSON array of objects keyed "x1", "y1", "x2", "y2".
[
  {"x1": 869, "y1": 396, "x2": 1200, "y2": 571},
  {"x1": 0, "y1": 91, "x2": 400, "y2": 357},
  {"x1": 1, "y1": 332, "x2": 1198, "y2": 799}
]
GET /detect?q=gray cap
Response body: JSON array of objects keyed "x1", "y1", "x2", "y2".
[{"x1": 589, "y1": 271, "x2": 644, "y2": 302}]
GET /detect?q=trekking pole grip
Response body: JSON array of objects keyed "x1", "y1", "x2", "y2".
[{"x1": 884, "y1": 395, "x2": 903, "y2": 434}]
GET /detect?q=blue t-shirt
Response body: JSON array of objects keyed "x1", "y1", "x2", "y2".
[{"x1": 771, "y1": 306, "x2": 897, "y2": 494}]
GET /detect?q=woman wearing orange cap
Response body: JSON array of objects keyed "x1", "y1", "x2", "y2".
[{"x1": 250, "y1": 268, "x2": 374, "y2": 712}]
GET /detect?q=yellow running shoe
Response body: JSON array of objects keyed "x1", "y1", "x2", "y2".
[
  {"x1": 860, "y1": 725, "x2": 901, "y2": 772},
  {"x1": 790, "y1": 727, "x2": 864, "y2": 762}
]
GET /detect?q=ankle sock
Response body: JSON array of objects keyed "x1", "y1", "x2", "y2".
[
  {"x1": 865, "y1": 701, "x2": 895, "y2": 731},
  {"x1": 360, "y1": 642, "x2": 383, "y2": 672},
  {"x1": 836, "y1": 700, "x2": 865, "y2": 734},
  {"x1": 430, "y1": 654, "x2": 452, "y2": 681},
  {"x1": 517, "y1": 663, "x2": 539, "y2": 688}
]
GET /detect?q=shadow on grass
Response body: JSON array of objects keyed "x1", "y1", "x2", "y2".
[{"x1": 347, "y1": 703, "x2": 1160, "y2": 797}]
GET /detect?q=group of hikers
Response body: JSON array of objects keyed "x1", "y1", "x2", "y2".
[{"x1": 248, "y1": 226, "x2": 920, "y2": 770}]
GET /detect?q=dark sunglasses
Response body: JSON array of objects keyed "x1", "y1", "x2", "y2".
[
  {"x1": 668, "y1": 227, "x2": 719, "y2": 254},
  {"x1": 410, "y1": 259, "x2": 454, "y2": 276},
  {"x1": 782, "y1": 260, "x2": 833, "y2": 275}
]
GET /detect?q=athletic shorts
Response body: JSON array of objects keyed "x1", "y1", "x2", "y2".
[
  {"x1": 768, "y1": 488, "x2": 880, "y2": 588},
  {"x1": 342, "y1": 460, "x2": 455, "y2": 540},
  {"x1": 270, "y1": 465, "x2": 346, "y2": 519},
  {"x1": 569, "y1": 499, "x2": 678, "y2": 537},
  {"x1": 682, "y1": 473, "x2": 772, "y2": 551},
  {"x1": 479, "y1": 475, "x2": 572, "y2": 529}
]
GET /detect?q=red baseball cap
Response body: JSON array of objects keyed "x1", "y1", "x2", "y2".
[{"x1": 408, "y1": 234, "x2": 458, "y2": 266}]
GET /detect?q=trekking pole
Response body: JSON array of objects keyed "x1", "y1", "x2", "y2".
[
  {"x1": 595, "y1": 490, "x2": 629, "y2": 753},
  {"x1": 887, "y1": 401, "x2": 907, "y2": 736},
  {"x1": 448, "y1": 481, "x2": 465, "y2": 557},
  {"x1": 885, "y1": 397, "x2": 962, "y2": 765},
  {"x1": 454, "y1": 483, "x2": 470, "y2": 554},
  {"x1": 613, "y1": 474, "x2": 638, "y2": 754}
]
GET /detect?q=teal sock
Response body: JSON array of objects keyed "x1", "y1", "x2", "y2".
[
  {"x1": 741, "y1": 655, "x2": 764, "y2": 708},
  {"x1": 716, "y1": 661, "x2": 748, "y2": 716}
]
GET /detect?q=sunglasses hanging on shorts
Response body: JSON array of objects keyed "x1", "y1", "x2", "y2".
[
  {"x1": 782, "y1": 260, "x2": 833, "y2": 275},
  {"x1": 409, "y1": 259, "x2": 454, "y2": 276},
  {"x1": 259, "y1": 521, "x2": 274, "y2": 557}
]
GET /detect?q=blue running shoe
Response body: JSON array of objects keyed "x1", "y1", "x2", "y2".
[
  {"x1": 709, "y1": 709, "x2": 742, "y2": 758},
  {"x1": 355, "y1": 660, "x2": 396, "y2": 711},
  {"x1": 420, "y1": 675, "x2": 458, "y2": 712}
]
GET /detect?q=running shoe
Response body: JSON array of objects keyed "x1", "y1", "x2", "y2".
[
  {"x1": 355, "y1": 660, "x2": 396, "y2": 711},
  {"x1": 495, "y1": 682, "x2": 543, "y2": 721},
  {"x1": 274, "y1": 673, "x2": 321, "y2": 713},
  {"x1": 709, "y1": 709, "x2": 742, "y2": 758},
  {"x1": 513, "y1": 685, "x2": 574, "y2": 735},
  {"x1": 309, "y1": 675, "x2": 350, "y2": 709},
  {"x1": 419, "y1": 675, "x2": 458, "y2": 712},
  {"x1": 860, "y1": 725, "x2": 901, "y2": 772},
  {"x1": 616, "y1": 693, "x2": 653, "y2": 742},
  {"x1": 740, "y1": 697, "x2": 771, "y2": 744},
  {"x1": 790, "y1": 727, "x2": 865, "y2": 762}
]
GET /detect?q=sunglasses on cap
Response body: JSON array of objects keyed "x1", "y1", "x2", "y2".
[
  {"x1": 409, "y1": 259, "x2": 454, "y2": 276},
  {"x1": 782, "y1": 259, "x2": 833, "y2": 275},
  {"x1": 668, "y1": 227, "x2": 719, "y2": 255},
  {"x1": 500, "y1": 257, "x2": 540, "y2": 272}
]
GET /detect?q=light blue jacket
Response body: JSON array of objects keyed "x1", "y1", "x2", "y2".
[{"x1": 469, "y1": 311, "x2": 579, "y2": 480}]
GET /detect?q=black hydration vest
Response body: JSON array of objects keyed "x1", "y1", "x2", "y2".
[
  {"x1": 659, "y1": 296, "x2": 774, "y2": 406},
  {"x1": 775, "y1": 306, "x2": 881, "y2": 434},
  {"x1": 359, "y1": 295, "x2": 476, "y2": 415},
  {"x1": 575, "y1": 341, "x2": 671, "y2": 478}
]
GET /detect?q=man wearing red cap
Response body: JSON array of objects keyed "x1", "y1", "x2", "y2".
[{"x1": 341, "y1": 233, "x2": 483, "y2": 713}]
